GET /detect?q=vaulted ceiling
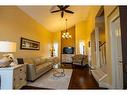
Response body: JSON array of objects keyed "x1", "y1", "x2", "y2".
[{"x1": 18, "y1": 6, "x2": 90, "y2": 32}]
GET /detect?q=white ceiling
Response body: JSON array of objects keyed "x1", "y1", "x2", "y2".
[{"x1": 18, "y1": 6, "x2": 90, "y2": 32}]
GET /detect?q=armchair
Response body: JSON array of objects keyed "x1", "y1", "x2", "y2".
[{"x1": 72, "y1": 54, "x2": 88, "y2": 66}]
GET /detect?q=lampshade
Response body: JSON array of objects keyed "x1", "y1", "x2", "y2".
[{"x1": 0, "y1": 41, "x2": 16, "y2": 52}]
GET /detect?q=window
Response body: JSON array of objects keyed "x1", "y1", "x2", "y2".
[
  {"x1": 53, "y1": 43, "x2": 58, "y2": 57},
  {"x1": 79, "y1": 41, "x2": 85, "y2": 54}
]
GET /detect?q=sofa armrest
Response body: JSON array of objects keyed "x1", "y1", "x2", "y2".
[{"x1": 26, "y1": 64, "x2": 36, "y2": 81}]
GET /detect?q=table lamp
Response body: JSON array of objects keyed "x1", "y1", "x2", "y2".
[{"x1": 0, "y1": 41, "x2": 16, "y2": 67}]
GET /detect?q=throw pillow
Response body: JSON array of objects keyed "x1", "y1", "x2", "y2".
[{"x1": 32, "y1": 57, "x2": 42, "y2": 66}]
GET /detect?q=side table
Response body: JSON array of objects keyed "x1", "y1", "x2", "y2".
[{"x1": 0, "y1": 64, "x2": 26, "y2": 89}]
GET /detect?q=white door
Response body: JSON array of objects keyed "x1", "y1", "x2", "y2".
[
  {"x1": 113, "y1": 17, "x2": 123, "y2": 88},
  {"x1": 110, "y1": 14, "x2": 123, "y2": 88}
]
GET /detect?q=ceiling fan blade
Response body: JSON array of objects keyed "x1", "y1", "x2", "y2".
[
  {"x1": 51, "y1": 10, "x2": 61, "y2": 13},
  {"x1": 65, "y1": 10, "x2": 74, "y2": 14},
  {"x1": 63, "y1": 5, "x2": 70, "y2": 10},
  {"x1": 50, "y1": 6, "x2": 57, "y2": 12},
  {"x1": 61, "y1": 11, "x2": 64, "y2": 18},
  {"x1": 57, "y1": 5, "x2": 63, "y2": 10}
]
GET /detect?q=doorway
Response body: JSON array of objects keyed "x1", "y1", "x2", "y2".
[{"x1": 108, "y1": 7, "x2": 123, "y2": 89}]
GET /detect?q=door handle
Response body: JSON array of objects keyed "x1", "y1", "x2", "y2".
[{"x1": 119, "y1": 61, "x2": 123, "y2": 63}]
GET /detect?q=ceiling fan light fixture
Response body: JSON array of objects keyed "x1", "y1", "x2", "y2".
[
  {"x1": 62, "y1": 35, "x2": 65, "y2": 38},
  {"x1": 62, "y1": 19, "x2": 72, "y2": 39},
  {"x1": 66, "y1": 32, "x2": 69, "y2": 35},
  {"x1": 63, "y1": 33, "x2": 66, "y2": 35}
]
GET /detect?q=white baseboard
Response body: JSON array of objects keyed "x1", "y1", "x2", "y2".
[{"x1": 99, "y1": 82, "x2": 112, "y2": 89}]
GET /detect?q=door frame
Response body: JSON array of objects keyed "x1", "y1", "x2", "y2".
[{"x1": 108, "y1": 7, "x2": 123, "y2": 88}]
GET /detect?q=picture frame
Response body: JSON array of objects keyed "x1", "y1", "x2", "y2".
[{"x1": 20, "y1": 37, "x2": 40, "y2": 50}]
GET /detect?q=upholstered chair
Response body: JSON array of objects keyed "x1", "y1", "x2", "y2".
[{"x1": 72, "y1": 54, "x2": 88, "y2": 67}]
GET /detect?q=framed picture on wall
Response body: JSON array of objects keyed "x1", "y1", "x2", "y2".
[{"x1": 20, "y1": 37, "x2": 40, "y2": 50}]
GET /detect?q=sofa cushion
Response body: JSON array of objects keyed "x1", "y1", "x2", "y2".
[
  {"x1": 33, "y1": 57, "x2": 48, "y2": 66},
  {"x1": 40, "y1": 57, "x2": 47, "y2": 64},
  {"x1": 32, "y1": 57, "x2": 42, "y2": 66},
  {"x1": 36, "y1": 62, "x2": 52, "y2": 74}
]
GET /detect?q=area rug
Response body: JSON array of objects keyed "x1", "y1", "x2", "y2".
[{"x1": 27, "y1": 69, "x2": 73, "y2": 89}]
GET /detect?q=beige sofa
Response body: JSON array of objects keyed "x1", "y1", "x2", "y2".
[{"x1": 24, "y1": 57, "x2": 59, "y2": 81}]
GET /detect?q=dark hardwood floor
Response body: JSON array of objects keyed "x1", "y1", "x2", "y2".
[
  {"x1": 68, "y1": 65, "x2": 99, "y2": 89},
  {"x1": 22, "y1": 64, "x2": 106, "y2": 90}
]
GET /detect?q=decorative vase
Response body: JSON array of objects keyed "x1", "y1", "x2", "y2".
[{"x1": 0, "y1": 57, "x2": 11, "y2": 68}]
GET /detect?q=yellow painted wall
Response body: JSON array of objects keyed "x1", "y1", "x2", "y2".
[
  {"x1": 86, "y1": 6, "x2": 101, "y2": 41},
  {"x1": 52, "y1": 31, "x2": 61, "y2": 58},
  {"x1": 75, "y1": 21, "x2": 88, "y2": 54},
  {"x1": 75, "y1": 6, "x2": 100, "y2": 55},
  {"x1": 86, "y1": 6, "x2": 101, "y2": 69},
  {"x1": 0, "y1": 6, "x2": 52, "y2": 58}
]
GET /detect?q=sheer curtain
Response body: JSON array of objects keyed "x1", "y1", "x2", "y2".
[
  {"x1": 53, "y1": 43, "x2": 58, "y2": 57},
  {"x1": 79, "y1": 41, "x2": 85, "y2": 54}
]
